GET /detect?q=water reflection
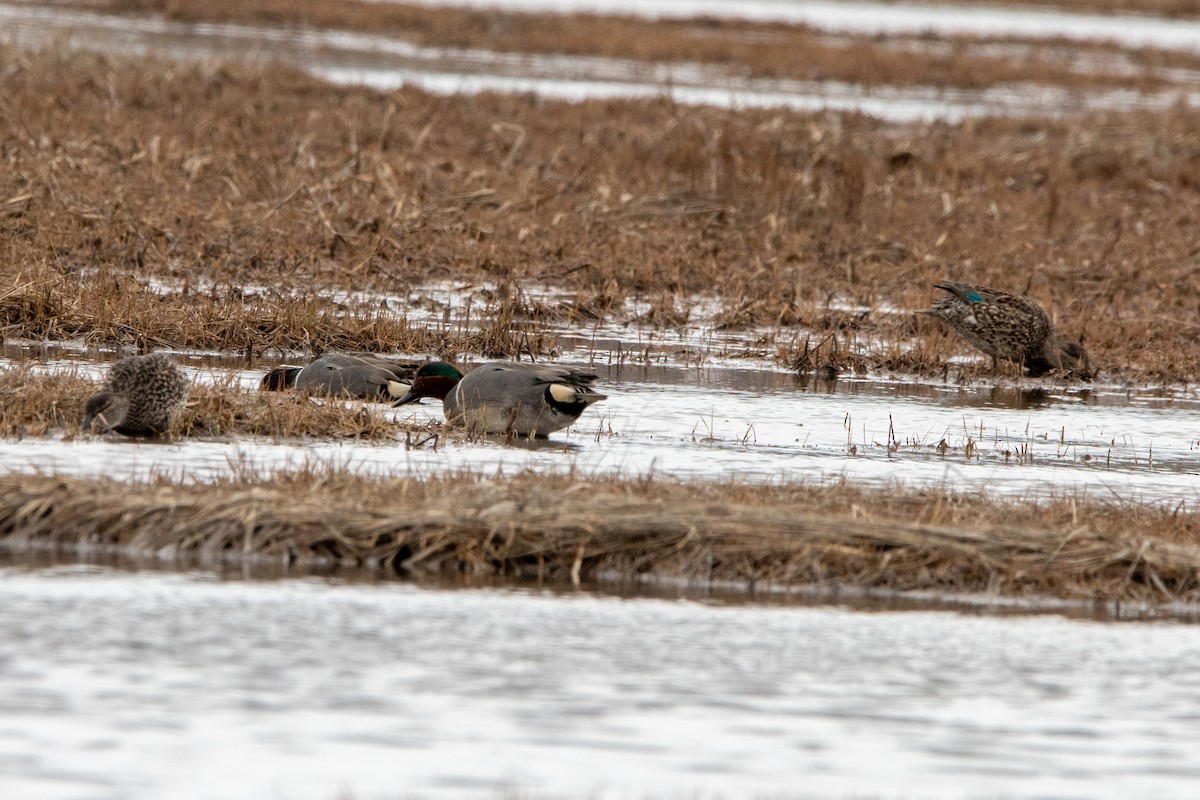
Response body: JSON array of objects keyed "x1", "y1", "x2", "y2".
[{"x1": 795, "y1": 380, "x2": 1081, "y2": 411}]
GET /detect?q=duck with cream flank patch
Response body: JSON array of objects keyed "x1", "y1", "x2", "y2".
[{"x1": 393, "y1": 361, "x2": 606, "y2": 437}]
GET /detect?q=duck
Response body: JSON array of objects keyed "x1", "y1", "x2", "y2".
[
  {"x1": 923, "y1": 281, "x2": 1089, "y2": 377},
  {"x1": 82, "y1": 352, "x2": 191, "y2": 436},
  {"x1": 261, "y1": 353, "x2": 420, "y2": 401},
  {"x1": 392, "y1": 360, "x2": 607, "y2": 437}
]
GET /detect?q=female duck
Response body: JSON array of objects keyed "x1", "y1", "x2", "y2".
[
  {"x1": 924, "y1": 281, "x2": 1089, "y2": 377},
  {"x1": 82, "y1": 352, "x2": 190, "y2": 436},
  {"x1": 393, "y1": 361, "x2": 606, "y2": 438}
]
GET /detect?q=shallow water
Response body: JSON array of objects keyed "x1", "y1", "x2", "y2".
[
  {"x1": 399, "y1": 0, "x2": 1200, "y2": 51},
  {"x1": 3, "y1": 2, "x2": 1199, "y2": 122},
  {"x1": 5, "y1": 273, "x2": 1199, "y2": 503},
  {"x1": 5, "y1": 335, "x2": 1199, "y2": 504},
  {"x1": 3, "y1": 5, "x2": 1198, "y2": 797},
  {"x1": 1, "y1": 565, "x2": 1198, "y2": 800}
]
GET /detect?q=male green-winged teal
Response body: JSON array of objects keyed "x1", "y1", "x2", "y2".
[
  {"x1": 392, "y1": 361, "x2": 607, "y2": 437},
  {"x1": 261, "y1": 353, "x2": 420, "y2": 401},
  {"x1": 82, "y1": 352, "x2": 191, "y2": 436},
  {"x1": 924, "y1": 281, "x2": 1089, "y2": 377}
]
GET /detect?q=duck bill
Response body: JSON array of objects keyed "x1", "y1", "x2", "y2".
[
  {"x1": 81, "y1": 412, "x2": 109, "y2": 433},
  {"x1": 391, "y1": 389, "x2": 422, "y2": 407}
]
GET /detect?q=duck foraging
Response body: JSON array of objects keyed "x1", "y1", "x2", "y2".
[
  {"x1": 82, "y1": 352, "x2": 191, "y2": 436},
  {"x1": 393, "y1": 361, "x2": 606, "y2": 438},
  {"x1": 261, "y1": 353, "x2": 419, "y2": 401},
  {"x1": 924, "y1": 281, "x2": 1089, "y2": 377}
]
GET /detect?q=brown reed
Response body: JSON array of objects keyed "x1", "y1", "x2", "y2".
[
  {"x1": 5, "y1": 45, "x2": 1200, "y2": 380},
  {"x1": 0, "y1": 470, "x2": 1197, "y2": 603}
]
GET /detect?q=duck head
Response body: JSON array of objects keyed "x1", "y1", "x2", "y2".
[
  {"x1": 391, "y1": 362, "x2": 464, "y2": 406},
  {"x1": 1029, "y1": 336, "x2": 1091, "y2": 378},
  {"x1": 81, "y1": 391, "x2": 130, "y2": 433}
]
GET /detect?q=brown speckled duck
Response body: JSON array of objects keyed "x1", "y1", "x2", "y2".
[
  {"x1": 82, "y1": 352, "x2": 191, "y2": 436},
  {"x1": 924, "y1": 281, "x2": 1089, "y2": 377}
]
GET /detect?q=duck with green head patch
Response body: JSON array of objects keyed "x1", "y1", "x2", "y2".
[
  {"x1": 82, "y1": 352, "x2": 191, "y2": 437},
  {"x1": 261, "y1": 353, "x2": 420, "y2": 401},
  {"x1": 393, "y1": 361, "x2": 606, "y2": 438},
  {"x1": 923, "y1": 281, "x2": 1090, "y2": 378}
]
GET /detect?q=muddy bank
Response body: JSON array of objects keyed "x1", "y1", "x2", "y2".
[{"x1": 2, "y1": 471, "x2": 1197, "y2": 604}]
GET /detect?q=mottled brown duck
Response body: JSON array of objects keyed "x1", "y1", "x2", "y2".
[
  {"x1": 925, "y1": 281, "x2": 1089, "y2": 377},
  {"x1": 82, "y1": 352, "x2": 190, "y2": 436}
]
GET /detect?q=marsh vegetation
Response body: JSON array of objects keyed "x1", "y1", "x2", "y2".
[{"x1": 2, "y1": 3, "x2": 1199, "y2": 605}]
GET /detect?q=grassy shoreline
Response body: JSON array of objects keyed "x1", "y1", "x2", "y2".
[{"x1": 1, "y1": 469, "x2": 1197, "y2": 605}]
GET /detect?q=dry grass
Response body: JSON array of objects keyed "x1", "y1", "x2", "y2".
[
  {"x1": 0, "y1": 366, "x2": 433, "y2": 441},
  {"x1": 1, "y1": 469, "x2": 1198, "y2": 604},
  {"x1": 0, "y1": 260, "x2": 560, "y2": 356},
  {"x1": 4, "y1": 46, "x2": 1200, "y2": 379}
]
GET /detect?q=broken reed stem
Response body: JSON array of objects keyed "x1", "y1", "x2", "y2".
[{"x1": 0, "y1": 472, "x2": 1197, "y2": 604}]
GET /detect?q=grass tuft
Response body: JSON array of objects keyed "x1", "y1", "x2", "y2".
[{"x1": 0, "y1": 470, "x2": 1198, "y2": 604}]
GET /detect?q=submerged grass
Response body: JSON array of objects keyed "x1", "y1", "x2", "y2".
[{"x1": 1, "y1": 469, "x2": 1198, "y2": 604}]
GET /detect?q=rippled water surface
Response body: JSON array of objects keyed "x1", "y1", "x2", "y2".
[{"x1": 1, "y1": 566, "x2": 1199, "y2": 800}]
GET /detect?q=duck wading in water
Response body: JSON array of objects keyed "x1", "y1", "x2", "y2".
[
  {"x1": 924, "y1": 281, "x2": 1089, "y2": 377},
  {"x1": 261, "y1": 353, "x2": 420, "y2": 401},
  {"x1": 82, "y1": 352, "x2": 191, "y2": 436},
  {"x1": 393, "y1": 361, "x2": 606, "y2": 438}
]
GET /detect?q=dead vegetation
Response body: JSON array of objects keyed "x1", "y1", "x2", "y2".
[
  {"x1": 0, "y1": 366, "x2": 432, "y2": 441},
  {"x1": 4, "y1": 46, "x2": 1200, "y2": 380},
  {"x1": 1, "y1": 469, "x2": 1198, "y2": 604}
]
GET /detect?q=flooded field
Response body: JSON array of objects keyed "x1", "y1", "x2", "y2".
[
  {"x1": 2, "y1": 564, "x2": 1200, "y2": 800},
  {"x1": 3, "y1": 1, "x2": 1200, "y2": 797},
  {"x1": 5, "y1": 354, "x2": 1200, "y2": 504},
  {"x1": 9, "y1": 333, "x2": 1200, "y2": 506},
  {"x1": 4, "y1": 1, "x2": 1200, "y2": 120},
  {"x1": 4, "y1": 278, "x2": 1198, "y2": 504}
]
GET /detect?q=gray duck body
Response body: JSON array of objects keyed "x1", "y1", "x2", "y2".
[
  {"x1": 82, "y1": 352, "x2": 190, "y2": 436},
  {"x1": 926, "y1": 281, "x2": 1089, "y2": 377},
  {"x1": 395, "y1": 361, "x2": 607, "y2": 437},
  {"x1": 262, "y1": 353, "x2": 419, "y2": 400}
]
